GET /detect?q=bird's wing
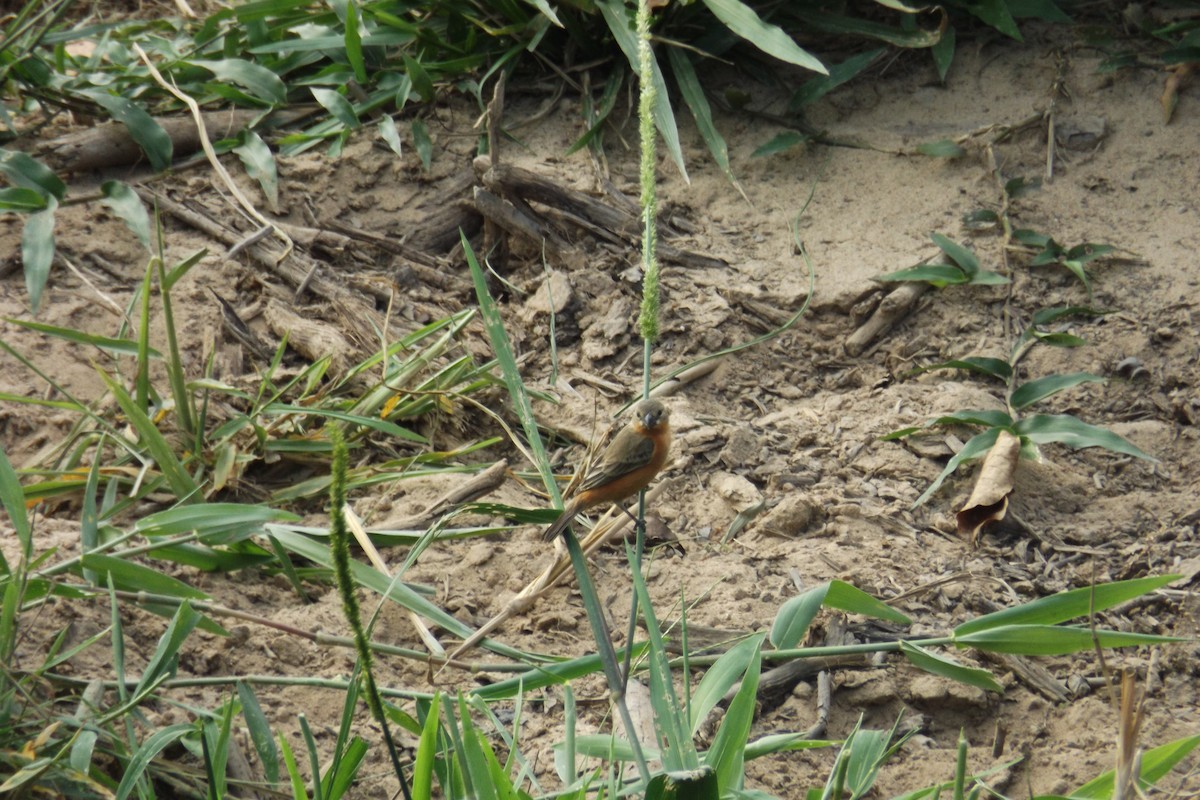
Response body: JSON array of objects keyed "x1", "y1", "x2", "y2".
[{"x1": 578, "y1": 427, "x2": 655, "y2": 492}]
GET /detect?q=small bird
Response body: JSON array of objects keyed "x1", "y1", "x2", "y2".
[{"x1": 542, "y1": 399, "x2": 672, "y2": 541}]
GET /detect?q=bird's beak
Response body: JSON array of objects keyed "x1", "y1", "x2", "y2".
[{"x1": 643, "y1": 410, "x2": 658, "y2": 428}]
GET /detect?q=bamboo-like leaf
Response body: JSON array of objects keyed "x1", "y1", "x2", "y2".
[
  {"x1": 343, "y1": 1, "x2": 367, "y2": 85},
  {"x1": 913, "y1": 427, "x2": 1002, "y2": 508},
  {"x1": 931, "y1": 232, "x2": 979, "y2": 276},
  {"x1": 233, "y1": 129, "x2": 279, "y2": 209},
  {"x1": 378, "y1": 114, "x2": 402, "y2": 156},
  {"x1": 790, "y1": 48, "x2": 882, "y2": 110},
  {"x1": 5, "y1": 317, "x2": 159, "y2": 358},
  {"x1": 133, "y1": 502, "x2": 299, "y2": 540},
  {"x1": 955, "y1": 575, "x2": 1178, "y2": 636},
  {"x1": 312, "y1": 87, "x2": 359, "y2": 128},
  {"x1": 84, "y1": 91, "x2": 172, "y2": 171},
  {"x1": 411, "y1": 118, "x2": 432, "y2": 170},
  {"x1": 912, "y1": 357, "x2": 1012, "y2": 380},
  {"x1": 98, "y1": 371, "x2": 199, "y2": 501},
  {"x1": 700, "y1": 0, "x2": 826, "y2": 73},
  {"x1": 705, "y1": 633, "x2": 763, "y2": 792},
  {"x1": 900, "y1": 641, "x2": 1003, "y2": 692},
  {"x1": 1010, "y1": 372, "x2": 1105, "y2": 410},
  {"x1": 751, "y1": 131, "x2": 810, "y2": 158},
  {"x1": 412, "y1": 693, "x2": 442, "y2": 799},
  {"x1": 0, "y1": 446, "x2": 29, "y2": 570},
  {"x1": 1015, "y1": 413, "x2": 1155, "y2": 460},
  {"x1": 689, "y1": 635, "x2": 760, "y2": 735},
  {"x1": 1072, "y1": 733, "x2": 1200, "y2": 799},
  {"x1": 22, "y1": 196, "x2": 57, "y2": 314},
  {"x1": 0, "y1": 148, "x2": 66, "y2": 200},
  {"x1": 101, "y1": 181, "x2": 153, "y2": 252},
  {"x1": 113, "y1": 724, "x2": 195, "y2": 800},
  {"x1": 668, "y1": 46, "x2": 742, "y2": 195},
  {"x1": 191, "y1": 58, "x2": 286, "y2": 104},
  {"x1": 875, "y1": 264, "x2": 966, "y2": 286},
  {"x1": 0, "y1": 187, "x2": 50, "y2": 210},
  {"x1": 956, "y1": 624, "x2": 1179, "y2": 655}
]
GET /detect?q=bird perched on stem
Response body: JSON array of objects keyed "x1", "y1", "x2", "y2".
[{"x1": 542, "y1": 399, "x2": 671, "y2": 541}]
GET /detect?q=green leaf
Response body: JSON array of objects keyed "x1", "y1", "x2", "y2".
[
  {"x1": 412, "y1": 693, "x2": 441, "y2": 799},
  {"x1": 751, "y1": 131, "x2": 809, "y2": 158},
  {"x1": 900, "y1": 641, "x2": 1003, "y2": 692},
  {"x1": 966, "y1": 0, "x2": 1023, "y2": 39},
  {"x1": 955, "y1": 575, "x2": 1179, "y2": 636},
  {"x1": 1072, "y1": 734, "x2": 1200, "y2": 799},
  {"x1": 789, "y1": 49, "x2": 881, "y2": 110},
  {"x1": 5, "y1": 317, "x2": 159, "y2": 358},
  {"x1": 133, "y1": 502, "x2": 299, "y2": 541},
  {"x1": 668, "y1": 47, "x2": 740, "y2": 193},
  {"x1": 1009, "y1": 372, "x2": 1105, "y2": 410},
  {"x1": 233, "y1": 129, "x2": 279, "y2": 209},
  {"x1": 913, "y1": 427, "x2": 1002, "y2": 508},
  {"x1": 956, "y1": 624, "x2": 1179, "y2": 655},
  {"x1": 875, "y1": 264, "x2": 967, "y2": 286},
  {"x1": 101, "y1": 181, "x2": 153, "y2": 252},
  {"x1": 411, "y1": 118, "x2": 432, "y2": 170},
  {"x1": 824, "y1": 580, "x2": 910, "y2": 624},
  {"x1": 913, "y1": 357, "x2": 1012, "y2": 380},
  {"x1": 0, "y1": 446, "x2": 27, "y2": 573},
  {"x1": 770, "y1": 588, "x2": 825, "y2": 650},
  {"x1": 378, "y1": 115, "x2": 402, "y2": 156},
  {"x1": 931, "y1": 232, "x2": 979, "y2": 276},
  {"x1": 962, "y1": 208, "x2": 1000, "y2": 231},
  {"x1": 967, "y1": 269, "x2": 1010, "y2": 285},
  {"x1": 931, "y1": 23, "x2": 956, "y2": 81},
  {"x1": 22, "y1": 196, "x2": 57, "y2": 314},
  {"x1": 114, "y1": 724, "x2": 195, "y2": 800},
  {"x1": 1014, "y1": 414, "x2": 1155, "y2": 461},
  {"x1": 700, "y1": 0, "x2": 827, "y2": 73},
  {"x1": 0, "y1": 187, "x2": 50, "y2": 210},
  {"x1": 84, "y1": 91, "x2": 173, "y2": 171},
  {"x1": 0, "y1": 149, "x2": 66, "y2": 200},
  {"x1": 916, "y1": 139, "x2": 965, "y2": 158},
  {"x1": 1007, "y1": 0, "x2": 1072, "y2": 22},
  {"x1": 402, "y1": 53, "x2": 433, "y2": 102},
  {"x1": 689, "y1": 636, "x2": 761, "y2": 736},
  {"x1": 191, "y1": 58, "x2": 286, "y2": 105},
  {"x1": 82, "y1": 554, "x2": 208, "y2": 601},
  {"x1": 312, "y1": 87, "x2": 359, "y2": 129},
  {"x1": 343, "y1": 2, "x2": 367, "y2": 85},
  {"x1": 98, "y1": 371, "x2": 199, "y2": 501},
  {"x1": 597, "y1": 0, "x2": 689, "y2": 180},
  {"x1": 927, "y1": 409, "x2": 1014, "y2": 428},
  {"x1": 705, "y1": 634, "x2": 763, "y2": 791}
]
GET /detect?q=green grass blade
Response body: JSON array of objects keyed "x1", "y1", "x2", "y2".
[
  {"x1": 689, "y1": 635, "x2": 758, "y2": 736},
  {"x1": 899, "y1": 641, "x2": 1003, "y2": 692},
  {"x1": 113, "y1": 723, "x2": 195, "y2": 800},
  {"x1": 3, "y1": 316, "x2": 159, "y2": 357},
  {"x1": 1071, "y1": 733, "x2": 1200, "y2": 799},
  {"x1": 699, "y1": 0, "x2": 826, "y2": 73},
  {"x1": 789, "y1": 48, "x2": 881, "y2": 109},
  {"x1": 101, "y1": 180, "x2": 153, "y2": 251},
  {"x1": 238, "y1": 681, "x2": 281, "y2": 785},
  {"x1": 912, "y1": 427, "x2": 1001, "y2": 508},
  {"x1": 668, "y1": 47, "x2": 742, "y2": 196},
  {"x1": 930, "y1": 232, "x2": 979, "y2": 276},
  {"x1": 21, "y1": 195, "x2": 56, "y2": 314},
  {"x1": 0, "y1": 445, "x2": 29, "y2": 570},
  {"x1": 98, "y1": 370, "x2": 200, "y2": 501},
  {"x1": 233, "y1": 129, "x2": 280, "y2": 209},
  {"x1": 464, "y1": 234, "x2": 557, "y2": 501},
  {"x1": 1014, "y1": 414, "x2": 1155, "y2": 460},
  {"x1": 955, "y1": 624, "x2": 1180, "y2": 656},
  {"x1": 133, "y1": 502, "x2": 299, "y2": 540},
  {"x1": 412, "y1": 692, "x2": 442, "y2": 799},
  {"x1": 1009, "y1": 372, "x2": 1105, "y2": 410},
  {"x1": 704, "y1": 633, "x2": 762, "y2": 793},
  {"x1": 955, "y1": 575, "x2": 1178, "y2": 636}
]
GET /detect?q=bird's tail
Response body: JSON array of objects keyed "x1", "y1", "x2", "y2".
[{"x1": 542, "y1": 496, "x2": 585, "y2": 541}]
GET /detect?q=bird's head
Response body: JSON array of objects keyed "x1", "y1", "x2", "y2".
[{"x1": 633, "y1": 399, "x2": 669, "y2": 431}]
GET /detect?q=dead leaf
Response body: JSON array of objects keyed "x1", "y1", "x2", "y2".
[
  {"x1": 1161, "y1": 62, "x2": 1195, "y2": 125},
  {"x1": 957, "y1": 429, "x2": 1020, "y2": 544}
]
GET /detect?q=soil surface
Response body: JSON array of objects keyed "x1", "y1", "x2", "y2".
[{"x1": 3, "y1": 24, "x2": 1200, "y2": 798}]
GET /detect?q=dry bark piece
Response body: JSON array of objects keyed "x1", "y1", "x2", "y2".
[
  {"x1": 844, "y1": 282, "x2": 930, "y2": 356},
  {"x1": 956, "y1": 429, "x2": 1021, "y2": 544},
  {"x1": 34, "y1": 109, "x2": 309, "y2": 173},
  {"x1": 263, "y1": 299, "x2": 351, "y2": 378}
]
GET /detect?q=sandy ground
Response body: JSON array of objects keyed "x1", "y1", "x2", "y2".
[{"x1": 2, "y1": 23, "x2": 1199, "y2": 798}]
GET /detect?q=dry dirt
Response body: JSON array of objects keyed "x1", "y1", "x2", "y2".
[{"x1": 2, "y1": 25, "x2": 1200, "y2": 799}]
